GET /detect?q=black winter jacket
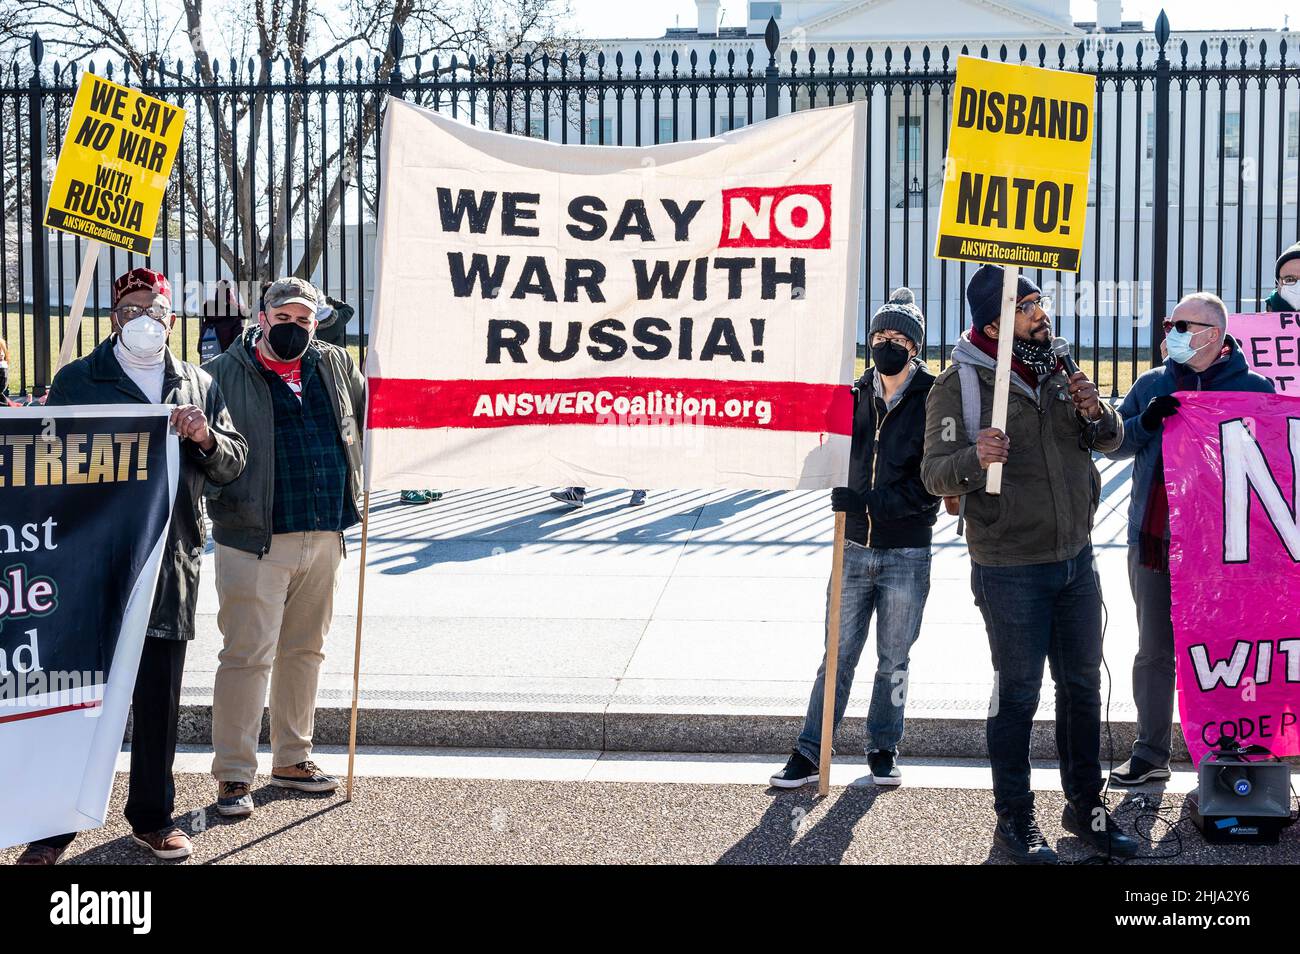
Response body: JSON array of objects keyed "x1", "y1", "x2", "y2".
[
  {"x1": 845, "y1": 361, "x2": 940, "y2": 548},
  {"x1": 46, "y1": 338, "x2": 248, "y2": 639}
]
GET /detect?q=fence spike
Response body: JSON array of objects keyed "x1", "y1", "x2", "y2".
[{"x1": 1155, "y1": 9, "x2": 1170, "y2": 48}]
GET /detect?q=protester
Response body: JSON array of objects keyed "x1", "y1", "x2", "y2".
[
  {"x1": 1263, "y1": 242, "x2": 1300, "y2": 312},
  {"x1": 0, "y1": 332, "x2": 9, "y2": 397},
  {"x1": 770, "y1": 288, "x2": 939, "y2": 790},
  {"x1": 15, "y1": 267, "x2": 247, "y2": 865},
  {"x1": 1106, "y1": 293, "x2": 1274, "y2": 786},
  {"x1": 314, "y1": 293, "x2": 352, "y2": 350},
  {"x1": 922, "y1": 264, "x2": 1138, "y2": 864},
  {"x1": 552, "y1": 487, "x2": 647, "y2": 507},
  {"x1": 199, "y1": 279, "x2": 249, "y2": 362},
  {"x1": 203, "y1": 276, "x2": 365, "y2": 816}
]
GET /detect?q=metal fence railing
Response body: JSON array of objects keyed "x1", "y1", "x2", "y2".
[{"x1": 3, "y1": 12, "x2": 1298, "y2": 398}]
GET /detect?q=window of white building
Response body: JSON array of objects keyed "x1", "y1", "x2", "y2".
[
  {"x1": 718, "y1": 112, "x2": 745, "y2": 132},
  {"x1": 587, "y1": 117, "x2": 614, "y2": 144},
  {"x1": 529, "y1": 117, "x2": 546, "y2": 139},
  {"x1": 1289, "y1": 111, "x2": 1299, "y2": 160},
  {"x1": 896, "y1": 115, "x2": 921, "y2": 170},
  {"x1": 658, "y1": 117, "x2": 676, "y2": 142},
  {"x1": 1220, "y1": 111, "x2": 1240, "y2": 159}
]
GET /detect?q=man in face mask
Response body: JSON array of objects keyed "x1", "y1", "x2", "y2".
[
  {"x1": 922, "y1": 263, "x2": 1135, "y2": 864},
  {"x1": 1106, "y1": 293, "x2": 1273, "y2": 788},
  {"x1": 201, "y1": 276, "x2": 367, "y2": 818},
  {"x1": 770, "y1": 288, "x2": 939, "y2": 790},
  {"x1": 16, "y1": 268, "x2": 248, "y2": 864},
  {"x1": 1264, "y1": 242, "x2": 1300, "y2": 313}
]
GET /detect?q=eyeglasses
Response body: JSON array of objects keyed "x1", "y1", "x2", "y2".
[
  {"x1": 870, "y1": 332, "x2": 913, "y2": 347},
  {"x1": 116, "y1": 303, "x2": 171, "y2": 322},
  {"x1": 1162, "y1": 318, "x2": 1216, "y2": 334},
  {"x1": 1280, "y1": 276, "x2": 1299, "y2": 287},
  {"x1": 1016, "y1": 295, "x2": 1052, "y2": 316}
]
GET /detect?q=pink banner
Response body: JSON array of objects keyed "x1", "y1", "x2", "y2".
[
  {"x1": 1163, "y1": 392, "x2": 1300, "y2": 765},
  {"x1": 1229, "y1": 311, "x2": 1300, "y2": 395}
]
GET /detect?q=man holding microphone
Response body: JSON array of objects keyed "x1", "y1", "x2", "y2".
[{"x1": 922, "y1": 264, "x2": 1138, "y2": 864}]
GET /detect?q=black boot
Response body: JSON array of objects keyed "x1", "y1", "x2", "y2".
[
  {"x1": 1062, "y1": 801, "x2": 1140, "y2": 859},
  {"x1": 994, "y1": 808, "x2": 1059, "y2": 865}
]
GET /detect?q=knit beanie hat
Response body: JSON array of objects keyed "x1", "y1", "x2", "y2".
[
  {"x1": 869, "y1": 287, "x2": 924, "y2": 349},
  {"x1": 965, "y1": 263, "x2": 1041, "y2": 329},
  {"x1": 1276, "y1": 241, "x2": 1300, "y2": 280}
]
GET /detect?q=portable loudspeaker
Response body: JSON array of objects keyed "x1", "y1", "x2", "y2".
[{"x1": 1189, "y1": 741, "x2": 1294, "y2": 845}]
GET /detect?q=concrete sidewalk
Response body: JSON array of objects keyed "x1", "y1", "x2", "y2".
[{"x1": 179, "y1": 455, "x2": 1173, "y2": 759}]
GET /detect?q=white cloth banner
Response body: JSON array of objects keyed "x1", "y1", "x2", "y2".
[
  {"x1": 364, "y1": 99, "x2": 866, "y2": 490},
  {"x1": 0, "y1": 406, "x2": 177, "y2": 850}
]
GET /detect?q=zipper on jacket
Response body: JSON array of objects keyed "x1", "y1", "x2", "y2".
[{"x1": 865, "y1": 394, "x2": 897, "y2": 548}]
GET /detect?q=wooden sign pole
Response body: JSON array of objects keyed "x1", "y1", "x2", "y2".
[
  {"x1": 55, "y1": 239, "x2": 102, "y2": 373},
  {"x1": 817, "y1": 510, "x2": 848, "y2": 797},
  {"x1": 345, "y1": 490, "x2": 372, "y2": 801},
  {"x1": 984, "y1": 266, "x2": 1020, "y2": 496}
]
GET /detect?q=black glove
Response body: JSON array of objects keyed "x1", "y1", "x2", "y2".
[
  {"x1": 831, "y1": 487, "x2": 866, "y2": 513},
  {"x1": 1139, "y1": 394, "x2": 1180, "y2": 431}
]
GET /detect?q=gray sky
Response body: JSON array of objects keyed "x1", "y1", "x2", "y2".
[{"x1": 562, "y1": 1, "x2": 1292, "y2": 39}]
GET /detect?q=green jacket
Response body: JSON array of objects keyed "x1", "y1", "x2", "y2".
[
  {"x1": 1264, "y1": 290, "x2": 1292, "y2": 313},
  {"x1": 921, "y1": 333, "x2": 1123, "y2": 567},
  {"x1": 202, "y1": 328, "x2": 366, "y2": 555},
  {"x1": 47, "y1": 339, "x2": 247, "y2": 639}
]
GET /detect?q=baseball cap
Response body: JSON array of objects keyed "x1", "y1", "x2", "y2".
[{"x1": 262, "y1": 276, "x2": 322, "y2": 312}]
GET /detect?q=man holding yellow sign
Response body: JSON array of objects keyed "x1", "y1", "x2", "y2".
[{"x1": 924, "y1": 58, "x2": 1134, "y2": 864}]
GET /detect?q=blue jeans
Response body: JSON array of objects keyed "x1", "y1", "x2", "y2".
[
  {"x1": 795, "y1": 541, "x2": 931, "y2": 763},
  {"x1": 972, "y1": 545, "x2": 1104, "y2": 818}
]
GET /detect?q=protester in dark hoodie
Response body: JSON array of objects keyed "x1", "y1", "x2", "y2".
[
  {"x1": 770, "y1": 288, "x2": 939, "y2": 790},
  {"x1": 1263, "y1": 242, "x2": 1300, "y2": 312},
  {"x1": 923, "y1": 264, "x2": 1136, "y2": 865},
  {"x1": 1106, "y1": 292, "x2": 1274, "y2": 786}
]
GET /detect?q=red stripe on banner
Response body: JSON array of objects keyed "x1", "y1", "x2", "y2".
[
  {"x1": 367, "y1": 377, "x2": 854, "y2": 435},
  {"x1": 0, "y1": 699, "x2": 103, "y2": 726}
]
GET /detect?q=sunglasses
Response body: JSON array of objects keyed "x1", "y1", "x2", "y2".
[
  {"x1": 1161, "y1": 318, "x2": 1216, "y2": 334},
  {"x1": 116, "y1": 303, "x2": 171, "y2": 322}
]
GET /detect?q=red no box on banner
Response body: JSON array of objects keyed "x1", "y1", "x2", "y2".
[{"x1": 369, "y1": 376, "x2": 853, "y2": 434}]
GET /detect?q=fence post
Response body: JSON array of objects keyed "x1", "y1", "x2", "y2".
[
  {"x1": 387, "y1": 24, "x2": 405, "y2": 100},
  {"x1": 764, "y1": 16, "x2": 780, "y2": 119},
  {"x1": 1150, "y1": 9, "x2": 1171, "y2": 367},
  {"x1": 27, "y1": 33, "x2": 51, "y2": 396}
]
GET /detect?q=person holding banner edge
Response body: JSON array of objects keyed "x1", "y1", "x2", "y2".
[
  {"x1": 16, "y1": 267, "x2": 248, "y2": 865},
  {"x1": 1106, "y1": 292, "x2": 1274, "y2": 787},
  {"x1": 203, "y1": 276, "x2": 366, "y2": 817},
  {"x1": 922, "y1": 263, "x2": 1137, "y2": 864},
  {"x1": 1264, "y1": 242, "x2": 1300, "y2": 312},
  {"x1": 771, "y1": 288, "x2": 939, "y2": 790}
]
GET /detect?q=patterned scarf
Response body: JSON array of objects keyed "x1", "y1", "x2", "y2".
[{"x1": 1012, "y1": 338, "x2": 1060, "y2": 378}]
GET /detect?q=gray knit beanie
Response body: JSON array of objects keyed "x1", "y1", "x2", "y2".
[{"x1": 870, "y1": 287, "x2": 924, "y2": 349}]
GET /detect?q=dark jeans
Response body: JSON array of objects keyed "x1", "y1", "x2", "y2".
[
  {"x1": 972, "y1": 545, "x2": 1104, "y2": 817},
  {"x1": 1128, "y1": 546, "x2": 1175, "y2": 767},
  {"x1": 795, "y1": 541, "x2": 932, "y2": 762},
  {"x1": 33, "y1": 637, "x2": 188, "y2": 852}
]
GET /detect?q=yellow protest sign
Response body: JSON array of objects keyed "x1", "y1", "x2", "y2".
[
  {"x1": 44, "y1": 72, "x2": 185, "y2": 255},
  {"x1": 935, "y1": 56, "x2": 1095, "y2": 273}
]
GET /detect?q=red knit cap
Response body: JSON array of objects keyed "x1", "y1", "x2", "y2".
[{"x1": 112, "y1": 267, "x2": 171, "y2": 308}]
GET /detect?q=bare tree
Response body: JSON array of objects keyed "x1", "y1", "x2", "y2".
[{"x1": 1, "y1": 0, "x2": 579, "y2": 295}]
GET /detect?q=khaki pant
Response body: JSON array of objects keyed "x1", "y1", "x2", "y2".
[{"x1": 211, "y1": 531, "x2": 343, "y2": 783}]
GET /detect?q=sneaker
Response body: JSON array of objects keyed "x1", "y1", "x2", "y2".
[
  {"x1": 1062, "y1": 801, "x2": 1140, "y2": 859},
  {"x1": 270, "y1": 760, "x2": 340, "y2": 793},
  {"x1": 551, "y1": 488, "x2": 586, "y2": 508},
  {"x1": 423, "y1": 490, "x2": 444, "y2": 502},
  {"x1": 400, "y1": 490, "x2": 432, "y2": 505},
  {"x1": 1109, "y1": 756, "x2": 1171, "y2": 786},
  {"x1": 993, "y1": 809, "x2": 1059, "y2": 865},
  {"x1": 16, "y1": 843, "x2": 67, "y2": 865},
  {"x1": 131, "y1": 827, "x2": 194, "y2": 861},
  {"x1": 628, "y1": 489, "x2": 647, "y2": 507},
  {"x1": 867, "y1": 749, "x2": 902, "y2": 786},
  {"x1": 769, "y1": 751, "x2": 819, "y2": 789},
  {"x1": 216, "y1": 781, "x2": 254, "y2": 817}
]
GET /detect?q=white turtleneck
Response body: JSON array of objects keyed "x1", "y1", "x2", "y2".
[{"x1": 113, "y1": 338, "x2": 166, "y2": 403}]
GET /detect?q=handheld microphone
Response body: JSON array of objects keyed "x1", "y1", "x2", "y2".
[{"x1": 1051, "y1": 336, "x2": 1081, "y2": 377}]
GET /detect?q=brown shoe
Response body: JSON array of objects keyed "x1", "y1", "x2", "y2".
[
  {"x1": 16, "y1": 843, "x2": 67, "y2": 865},
  {"x1": 216, "y1": 781, "x2": 254, "y2": 817},
  {"x1": 131, "y1": 827, "x2": 193, "y2": 861},
  {"x1": 270, "y1": 759, "x2": 340, "y2": 793}
]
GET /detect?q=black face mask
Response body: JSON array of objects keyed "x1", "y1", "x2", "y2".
[
  {"x1": 265, "y1": 322, "x2": 311, "y2": 361},
  {"x1": 871, "y1": 340, "x2": 911, "y2": 376}
]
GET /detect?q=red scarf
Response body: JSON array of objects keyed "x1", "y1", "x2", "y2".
[{"x1": 968, "y1": 327, "x2": 1047, "y2": 390}]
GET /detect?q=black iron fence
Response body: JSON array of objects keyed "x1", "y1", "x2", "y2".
[{"x1": 3, "y1": 12, "x2": 1299, "y2": 398}]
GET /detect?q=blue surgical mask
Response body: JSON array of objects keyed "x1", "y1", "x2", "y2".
[{"x1": 1165, "y1": 327, "x2": 1210, "y2": 365}]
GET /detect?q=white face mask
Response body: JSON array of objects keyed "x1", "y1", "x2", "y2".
[
  {"x1": 119, "y1": 315, "x2": 168, "y2": 359},
  {"x1": 1279, "y1": 283, "x2": 1300, "y2": 310}
]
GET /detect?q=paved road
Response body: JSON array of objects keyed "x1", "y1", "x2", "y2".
[{"x1": 5, "y1": 754, "x2": 1294, "y2": 865}]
